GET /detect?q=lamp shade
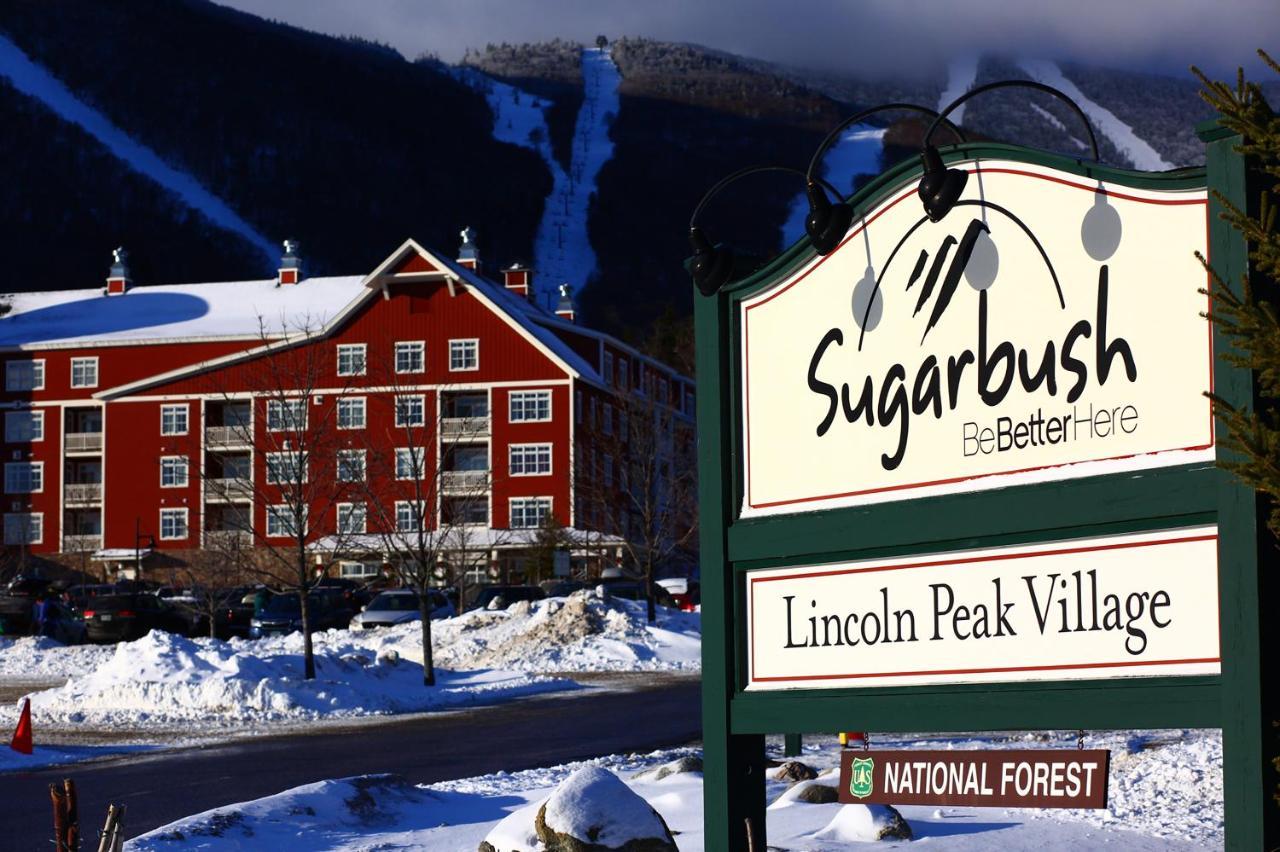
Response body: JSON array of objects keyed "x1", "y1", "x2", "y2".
[{"x1": 917, "y1": 145, "x2": 968, "y2": 222}]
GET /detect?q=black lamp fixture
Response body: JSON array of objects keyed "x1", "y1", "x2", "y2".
[
  {"x1": 804, "y1": 103, "x2": 967, "y2": 255},
  {"x1": 919, "y1": 80, "x2": 1101, "y2": 223},
  {"x1": 687, "y1": 165, "x2": 843, "y2": 296}
]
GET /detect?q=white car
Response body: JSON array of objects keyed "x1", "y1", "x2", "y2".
[{"x1": 350, "y1": 589, "x2": 454, "y2": 629}]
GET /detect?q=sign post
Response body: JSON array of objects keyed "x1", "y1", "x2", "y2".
[{"x1": 696, "y1": 126, "x2": 1273, "y2": 849}]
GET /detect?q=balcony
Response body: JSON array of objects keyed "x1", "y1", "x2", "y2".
[
  {"x1": 62, "y1": 534, "x2": 102, "y2": 552},
  {"x1": 204, "y1": 477, "x2": 253, "y2": 502},
  {"x1": 205, "y1": 426, "x2": 251, "y2": 449},
  {"x1": 441, "y1": 416, "x2": 489, "y2": 441},
  {"x1": 64, "y1": 483, "x2": 103, "y2": 504},
  {"x1": 441, "y1": 470, "x2": 489, "y2": 492},
  {"x1": 65, "y1": 432, "x2": 103, "y2": 453},
  {"x1": 204, "y1": 529, "x2": 252, "y2": 547}
]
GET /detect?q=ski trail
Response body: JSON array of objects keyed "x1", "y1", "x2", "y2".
[
  {"x1": 456, "y1": 48, "x2": 619, "y2": 308},
  {"x1": 780, "y1": 126, "x2": 885, "y2": 248},
  {"x1": 0, "y1": 33, "x2": 277, "y2": 269},
  {"x1": 1017, "y1": 59, "x2": 1171, "y2": 170},
  {"x1": 939, "y1": 56, "x2": 979, "y2": 125},
  {"x1": 1028, "y1": 102, "x2": 1087, "y2": 151}
]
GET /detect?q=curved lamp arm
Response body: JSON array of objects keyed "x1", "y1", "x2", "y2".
[
  {"x1": 688, "y1": 165, "x2": 841, "y2": 231},
  {"x1": 806, "y1": 103, "x2": 967, "y2": 187},
  {"x1": 924, "y1": 80, "x2": 1100, "y2": 162}
]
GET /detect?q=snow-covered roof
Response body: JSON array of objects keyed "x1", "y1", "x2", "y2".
[
  {"x1": 0, "y1": 276, "x2": 364, "y2": 349},
  {"x1": 311, "y1": 528, "x2": 625, "y2": 553}
]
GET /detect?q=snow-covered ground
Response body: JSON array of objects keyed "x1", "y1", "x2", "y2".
[
  {"x1": 0, "y1": 32, "x2": 276, "y2": 267},
  {"x1": 0, "y1": 741, "x2": 154, "y2": 774},
  {"x1": 458, "y1": 48, "x2": 620, "y2": 306},
  {"x1": 125, "y1": 729, "x2": 1222, "y2": 850},
  {"x1": 3, "y1": 593, "x2": 700, "y2": 733}
]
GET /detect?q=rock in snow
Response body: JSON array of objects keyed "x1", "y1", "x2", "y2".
[
  {"x1": 534, "y1": 766, "x2": 676, "y2": 851},
  {"x1": 814, "y1": 803, "x2": 913, "y2": 842}
]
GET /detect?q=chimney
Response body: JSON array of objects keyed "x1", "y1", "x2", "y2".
[
  {"x1": 503, "y1": 262, "x2": 532, "y2": 300},
  {"x1": 456, "y1": 225, "x2": 481, "y2": 271},
  {"x1": 278, "y1": 239, "x2": 302, "y2": 285},
  {"x1": 555, "y1": 283, "x2": 576, "y2": 323},
  {"x1": 105, "y1": 247, "x2": 132, "y2": 296}
]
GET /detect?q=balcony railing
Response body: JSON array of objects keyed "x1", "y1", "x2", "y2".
[
  {"x1": 441, "y1": 416, "x2": 489, "y2": 440},
  {"x1": 441, "y1": 470, "x2": 489, "y2": 492},
  {"x1": 62, "y1": 534, "x2": 102, "y2": 552},
  {"x1": 205, "y1": 425, "x2": 252, "y2": 448},
  {"x1": 204, "y1": 529, "x2": 252, "y2": 546},
  {"x1": 204, "y1": 477, "x2": 253, "y2": 502},
  {"x1": 64, "y1": 483, "x2": 103, "y2": 503},
  {"x1": 64, "y1": 432, "x2": 103, "y2": 453}
]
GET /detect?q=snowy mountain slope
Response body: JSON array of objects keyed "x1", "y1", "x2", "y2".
[
  {"x1": 780, "y1": 125, "x2": 886, "y2": 248},
  {"x1": 939, "y1": 56, "x2": 980, "y2": 126},
  {"x1": 0, "y1": 32, "x2": 276, "y2": 268}
]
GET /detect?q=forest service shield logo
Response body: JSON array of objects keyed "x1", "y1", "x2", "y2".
[{"x1": 849, "y1": 757, "x2": 874, "y2": 799}]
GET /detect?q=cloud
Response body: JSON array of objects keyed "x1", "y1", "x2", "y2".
[{"x1": 215, "y1": 0, "x2": 1278, "y2": 78}]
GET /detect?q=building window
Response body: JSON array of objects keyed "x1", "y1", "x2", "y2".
[
  {"x1": 510, "y1": 443, "x2": 552, "y2": 476},
  {"x1": 395, "y1": 447, "x2": 424, "y2": 480},
  {"x1": 395, "y1": 395, "x2": 425, "y2": 427},
  {"x1": 5, "y1": 360, "x2": 44, "y2": 392},
  {"x1": 603, "y1": 454, "x2": 614, "y2": 488},
  {"x1": 336, "y1": 344, "x2": 367, "y2": 376},
  {"x1": 160, "y1": 404, "x2": 189, "y2": 435},
  {"x1": 4, "y1": 411, "x2": 44, "y2": 443},
  {"x1": 602, "y1": 404, "x2": 613, "y2": 436},
  {"x1": 339, "y1": 561, "x2": 379, "y2": 579},
  {"x1": 337, "y1": 502, "x2": 367, "y2": 535},
  {"x1": 4, "y1": 462, "x2": 42, "y2": 494},
  {"x1": 266, "y1": 399, "x2": 306, "y2": 431},
  {"x1": 395, "y1": 500, "x2": 424, "y2": 533},
  {"x1": 575, "y1": 390, "x2": 583, "y2": 425},
  {"x1": 265, "y1": 451, "x2": 306, "y2": 484},
  {"x1": 267, "y1": 504, "x2": 305, "y2": 538},
  {"x1": 337, "y1": 396, "x2": 366, "y2": 429},
  {"x1": 3, "y1": 512, "x2": 42, "y2": 545},
  {"x1": 160, "y1": 456, "x2": 189, "y2": 488},
  {"x1": 395, "y1": 341, "x2": 425, "y2": 374},
  {"x1": 443, "y1": 497, "x2": 487, "y2": 525},
  {"x1": 509, "y1": 390, "x2": 551, "y2": 422},
  {"x1": 449, "y1": 339, "x2": 479, "y2": 371},
  {"x1": 510, "y1": 497, "x2": 551, "y2": 529},
  {"x1": 70, "y1": 357, "x2": 99, "y2": 388},
  {"x1": 619, "y1": 410, "x2": 628, "y2": 441},
  {"x1": 337, "y1": 449, "x2": 366, "y2": 482},
  {"x1": 159, "y1": 508, "x2": 188, "y2": 540},
  {"x1": 603, "y1": 352, "x2": 614, "y2": 385},
  {"x1": 618, "y1": 357, "x2": 629, "y2": 390}
]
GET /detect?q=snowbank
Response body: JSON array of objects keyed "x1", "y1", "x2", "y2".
[{"x1": 0, "y1": 635, "x2": 114, "y2": 678}]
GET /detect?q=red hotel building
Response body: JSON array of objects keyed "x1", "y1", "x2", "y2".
[{"x1": 0, "y1": 235, "x2": 694, "y2": 584}]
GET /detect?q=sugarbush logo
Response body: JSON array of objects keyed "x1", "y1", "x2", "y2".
[
  {"x1": 850, "y1": 757, "x2": 875, "y2": 799},
  {"x1": 805, "y1": 194, "x2": 1134, "y2": 471}
]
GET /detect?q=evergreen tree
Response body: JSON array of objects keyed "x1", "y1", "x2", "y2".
[{"x1": 1193, "y1": 51, "x2": 1280, "y2": 536}]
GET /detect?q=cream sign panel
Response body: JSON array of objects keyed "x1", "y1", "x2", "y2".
[
  {"x1": 740, "y1": 161, "x2": 1212, "y2": 517},
  {"x1": 745, "y1": 527, "x2": 1220, "y2": 691}
]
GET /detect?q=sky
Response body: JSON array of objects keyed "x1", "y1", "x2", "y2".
[{"x1": 217, "y1": 0, "x2": 1278, "y2": 79}]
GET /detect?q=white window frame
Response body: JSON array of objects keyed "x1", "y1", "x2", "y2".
[
  {"x1": 395, "y1": 500, "x2": 425, "y2": 533},
  {"x1": 159, "y1": 507, "x2": 188, "y2": 541},
  {"x1": 449, "y1": 338, "x2": 479, "y2": 372},
  {"x1": 266, "y1": 399, "x2": 307, "y2": 432},
  {"x1": 395, "y1": 447, "x2": 424, "y2": 480},
  {"x1": 395, "y1": 395, "x2": 425, "y2": 427},
  {"x1": 336, "y1": 343, "x2": 367, "y2": 377},
  {"x1": 337, "y1": 449, "x2": 366, "y2": 483},
  {"x1": 4, "y1": 461, "x2": 43, "y2": 494},
  {"x1": 3, "y1": 512, "x2": 42, "y2": 545},
  {"x1": 160, "y1": 455, "x2": 189, "y2": 488},
  {"x1": 160, "y1": 403, "x2": 189, "y2": 436},
  {"x1": 4, "y1": 410, "x2": 44, "y2": 443},
  {"x1": 509, "y1": 443, "x2": 552, "y2": 476},
  {"x1": 267, "y1": 504, "x2": 306, "y2": 538},
  {"x1": 5, "y1": 360, "x2": 45, "y2": 392},
  {"x1": 265, "y1": 451, "x2": 306, "y2": 485},
  {"x1": 336, "y1": 502, "x2": 367, "y2": 535},
  {"x1": 70, "y1": 357, "x2": 99, "y2": 389},
  {"x1": 337, "y1": 396, "x2": 366, "y2": 430},
  {"x1": 509, "y1": 390, "x2": 551, "y2": 423},
  {"x1": 509, "y1": 497, "x2": 552, "y2": 529},
  {"x1": 395, "y1": 341, "x2": 426, "y2": 374}
]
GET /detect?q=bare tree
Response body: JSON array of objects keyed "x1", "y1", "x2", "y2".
[{"x1": 199, "y1": 317, "x2": 364, "y2": 678}]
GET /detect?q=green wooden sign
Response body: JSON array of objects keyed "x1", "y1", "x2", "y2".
[{"x1": 696, "y1": 126, "x2": 1273, "y2": 850}]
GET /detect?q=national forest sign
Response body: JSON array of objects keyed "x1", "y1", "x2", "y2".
[
  {"x1": 745, "y1": 527, "x2": 1219, "y2": 690},
  {"x1": 739, "y1": 160, "x2": 1211, "y2": 517}
]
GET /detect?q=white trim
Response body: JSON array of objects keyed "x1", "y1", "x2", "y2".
[
  {"x1": 394, "y1": 446, "x2": 425, "y2": 481},
  {"x1": 159, "y1": 455, "x2": 190, "y2": 488},
  {"x1": 394, "y1": 499, "x2": 426, "y2": 533},
  {"x1": 509, "y1": 443, "x2": 552, "y2": 477},
  {"x1": 449, "y1": 338, "x2": 480, "y2": 372},
  {"x1": 4, "y1": 460, "x2": 43, "y2": 494},
  {"x1": 266, "y1": 398, "x2": 307, "y2": 431},
  {"x1": 3, "y1": 510, "x2": 43, "y2": 545},
  {"x1": 508, "y1": 389, "x2": 553, "y2": 423},
  {"x1": 4, "y1": 358, "x2": 45, "y2": 392},
  {"x1": 265, "y1": 450, "x2": 307, "y2": 484},
  {"x1": 4, "y1": 409, "x2": 44, "y2": 443},
  {"x1": 509, "y1": 495, "x2": 553, "y2": 529},
  {"x1": 336, "y1": 396, "x2": 367, "y2": 430},
  {"x1": 159, "y1": 507, "x2": 189, "y2": 541},
  {"x1": 70, "y1": 356, "x2": 99, "y2": 389},
  {"x1": 394, "y1": 340, "x2": 426, "y2": 375},
  {"x1": 160, "y1": 403, "x2": 190, "y2": 436},
  {"x1": 336, "y1": 501, "x2": 367, "y2": 535},
  {"x1": 266, "y1": 503, "x2": 307, "y2": 538},
  {"x1": 336, "y1": 343, "x2": 367, "y2": 377},
  {"x1": 337, "y1": 448, "x2": 366, "y2": 482},
  {"x1": 394, "y1": 394, "x2": 426, "y2": 427}
]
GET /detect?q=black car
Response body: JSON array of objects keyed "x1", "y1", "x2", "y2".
[
  {"x1": 0, "y1": 576, "x2": 58, "y2": 635},
  {"x1": 83, "y1": 594, "x2": 189, "y2": 643},
  {"x1": 249, "y1": 591, "x2": 355, "y2": 638},
  {"x1": 470, "y1": 585, "x2": 547, "y2": 611}
]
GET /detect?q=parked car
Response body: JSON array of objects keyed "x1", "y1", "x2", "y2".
[
  {"x1": 249, "y1": 591, "x2": 355, "y2": 638},
  {"x1": 313, "y1": 577, "x2": 374, "y2": 609},
  {"x1": 83, "y1": 594, "x2": 189, "y2": 643},
  {"x1": 0, "y1": 576, "x2": 57, "y2": 635},
  {"x1": 655, "y1": 577, "x2": 700, "y2": 611},
  {"x1": 215, "y1": 585, "x2": 265, "y2": 639},
  {"x1": 350, "y1": 589, "x2": 454, "y2": 629},
  {"x1": 470, "y1": 585, "x2": 546, "y2": 611},
  {"x1": 65, "y1": 584, "x2": 115, "y2": 615}
]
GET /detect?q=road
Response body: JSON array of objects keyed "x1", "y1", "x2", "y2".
[{"x1": 0, "y1": 675, "x2": 701, "y2": 846}]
